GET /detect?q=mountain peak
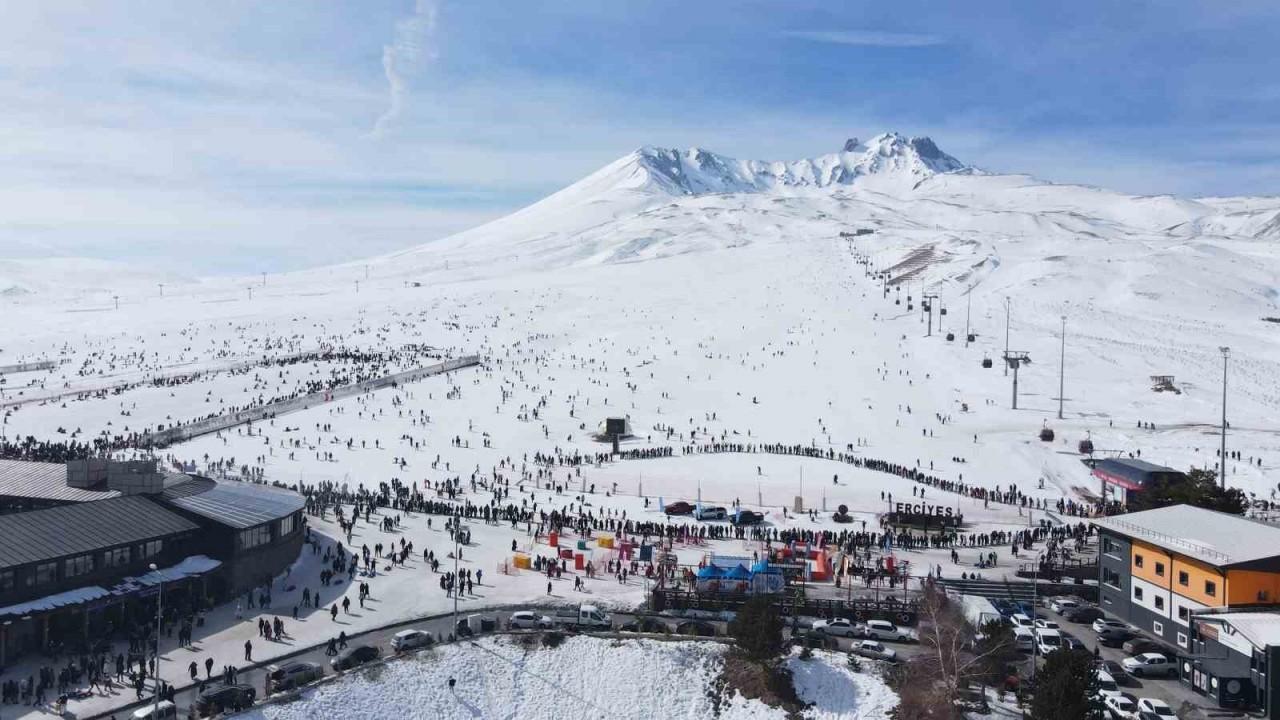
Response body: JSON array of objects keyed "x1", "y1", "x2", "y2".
[{"x1": 624, "y1": 133, "x2": 967, "y2": 196}]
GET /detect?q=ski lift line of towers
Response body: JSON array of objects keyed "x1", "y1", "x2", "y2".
[
  {"x1": 852, "y1": 244, "x2": 1067, "y2": 415},
  {"x1": 854, "y1": 241, "x2": 1233, "y2": 473}
]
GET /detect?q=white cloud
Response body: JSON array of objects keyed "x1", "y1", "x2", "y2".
[
  {"x1": 371, "y1": 0, "x2": 440, "y2": 138},
  {"x1": 782, "y1": 29, "x2": 944, "y2": 48}
]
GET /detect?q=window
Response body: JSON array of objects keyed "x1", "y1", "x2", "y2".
[
  {"x1": 1155, "y1": 596, "x2": 1165, "y2": 610},
  {"x1": 1135, "y1": 554, "x2": 1145, "y2": 568},
  {"x1": 1155, "y1": 562, "x2": 1165, "y2": 577},
  {"x1": 0, "y1": 569, "x2": 13, "y2": 592},
  {"x1": 1103, "y1": 537, "x2": 1122, "y2": 557},
  {"x1": 238, "y1": 525, "x2": 271, "y2": 550},
  {"x1": 1205, "y1": 580, "x2": 1217, "y2": 597},
  {"x1": 1134, "y1": 586, "x2": 1144, "y2": 601},
  {"x1": 1154, "y1": 621, "x2": 1164, "y2": 635},
  {"x1": 64, "y1": 554, "x2": 94, "y2": 578},
  {"x1": 31, "y1": 562, "x2": 57, "y2": 586},
  {"x1": 1103, "y1": 568, "x2": 1122, "y2": 589},
  {"x1": 1178, "y1": 606, "x2": 1189, "y2": 621},
  {"x1": 1178, "y1": 571, "x2": 1189, "y2": 586},
  {"x1": 139, "y1": 540, "x2": 163, "y2": 559},
  {"x1": 279, "y1": 514, "x2": 296, "y2": 536},
  {"x1": 1178, "y1": 632, "x2": 1188, "y2": 648},
  {"x1": 103, "y1": 547, "x2": 131, "y2": 568}
]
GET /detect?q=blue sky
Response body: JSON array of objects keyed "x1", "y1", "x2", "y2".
[{"x1": 2, "y1": 1, "x2": 1279, "y2": 273}]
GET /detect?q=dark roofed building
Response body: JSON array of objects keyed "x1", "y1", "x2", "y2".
[
  {"x1": 1092, "y1": 457, "x2": 1187, "y2": 505},
  {"x1": 0, "y1": 458, "x2": 121, "y2": 511}
]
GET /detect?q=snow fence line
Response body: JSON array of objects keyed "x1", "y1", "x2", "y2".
[{"x1": 143, "y1": 354, "x2": 481, "y2": 447}]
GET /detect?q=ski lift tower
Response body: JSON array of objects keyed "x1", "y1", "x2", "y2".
[
  {"x1": 1003, "y1": 351, "x2": 1031, "y2": 409},
  {"x1": 922, "y1": 294, "x2": 938, "y2": 336}
]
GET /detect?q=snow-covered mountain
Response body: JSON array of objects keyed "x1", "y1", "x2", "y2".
[{"x1": 624, "y1": 132, "x2": 969, "y2": 196}]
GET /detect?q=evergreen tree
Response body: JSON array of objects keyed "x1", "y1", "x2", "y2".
[{"x1": 1031, "y1": 647, "x2": 1103, "y2": 720}]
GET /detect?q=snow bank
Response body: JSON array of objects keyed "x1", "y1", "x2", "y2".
[{"x1": 240, "y1": 637, "x2": 892, "y2": 720}]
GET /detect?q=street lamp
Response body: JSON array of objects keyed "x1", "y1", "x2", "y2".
[
  {"x1": 1219, "y1": 347, "x2": 1230, "y2": 487},
  {"x1": 149, "y1": 562, "x2": 163, "y2": 719}
]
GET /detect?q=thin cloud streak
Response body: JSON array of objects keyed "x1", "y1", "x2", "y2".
[
  {"x1": 782, "y1": 29, "x2": 944, "y2": 48},
  {"x1": 371, "y1": 0, "x2": 440, "y2": 138}
]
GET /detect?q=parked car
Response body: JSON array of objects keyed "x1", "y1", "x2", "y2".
[
  {"x1": 619, "y1": 617, "x2": 669, "y2": 634},
  {"x1": 509, "y1": 611, "x2": 553, "y2": 630},
  {"x1": 552, "y1": 605, "x2": 612, "y2": 630},
  {"x1": 1122, "y1": 638, "x2": 1174, "y2": 657},
  {"x1": 1136, "y1": 698, "x2": 1178, "y2": 718},
  {"x1": 1103, "y1": 692, "x2": 1139, "y2": 719},
  {"x1": 1011, "y1": 613, "x2": 1035, "y2": 629},
  {"x1": 1093, "y1": 618, "x2": 1129, "y2": 634},
  {"x1": 675, "y1": 620, "x2": 717, "y2": 637},
  {"x1": 1098, "y1": 627, "x2": 1133, "y2": 647},
  {"x1": 1122, "y1": 653, "x2": 1178, "y2": 678},
  {"x1": 852, "y1": 640, "x2": 897, "y2": 662},
  {"x1": 664, "y1": 501, "x2": 695, "y2": 515},
  {"x1": 390, "y1": 628, "x2": 434, "y2": 651},
  {"x1": 266, "y1": 661, "x2": 323, "y2": 692},
  {"x1": 1095, "y1": 670, "x2": 1122, "y2": 698},
  {"x1": 1012, "y1": 627, "x2": 1035, "y2": 652},
  {"x1": 812, "y1": 618, "x2": 858, "y2": 637},
  {"x1": 195, "y1": 684, "x2": 256, "y2": 717},
  {"x1": 1096, "y1": 659, "x2": 1132, "y2": 684},
  {"x1": 331, "y1": 644, "x2": 380, "y2": 671},
  {"x1": 696, "y1": 506, "x2": 728, "y2": 520},
  {"x1": 1064, "y1": 606, "x2": 1104, "y2": 624},
  {"x1": 132, "y1": 701, "x2": 178, "y2": 720},
  {"x1": 1049, "y1": 597, "x2": 1082, "y2": 614},
  {"x1": 1060, "y1": 632, "x2": 1085, "y2": 651},
  {"x1": 731, "y1": 510, "x2": 765, "y2": 526},
  {"x1": 1034, "y1": 618, "x2": 1061, "y2": 630},
  {"x1": 1035, "y1": 629, "x2": 1064, "y2": 655},
  {"x1": 860, "y1": 619, "x2": 913, "y2": 642}
]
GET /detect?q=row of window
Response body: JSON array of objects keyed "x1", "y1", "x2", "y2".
[
  {"x1": 0, "y1": 539, "x2": 164, "y2": 593},
  {"x1": 1133, "y1": 552, "x2": 1217, "y2": 596},
  {"x1": 237, "y1": 513, "x2": 301, "y2": 552}
]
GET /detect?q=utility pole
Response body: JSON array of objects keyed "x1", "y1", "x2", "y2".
[
  {"x1": 1058, "y1": 315, "x2": 1066, "y2": 420},
  {"x1": 149, "y1": 563, "x2": 163, "y2": 720},
  {"x1": 1003, "y1": 296, "x2": 1012, "y2": 376},
  {"x1": 113, "y1": 295, "x2": 119, "y2": 310},
  {"x1": 965, "y1": 285, "x2": 973, "y2": 346},
  {"x1": 923, "y1": 294, "x2": 938, "y2": 336},
  {"x1": 1220, "y1": 346, "x2": 1230, "y2": 486}
]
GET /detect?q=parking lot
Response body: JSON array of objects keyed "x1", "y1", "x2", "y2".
[{"x1": 1034, "y1": 598, "x2": 1233, "y2": 719}]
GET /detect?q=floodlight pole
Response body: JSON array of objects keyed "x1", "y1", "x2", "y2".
[
  {"x1": 1220, "y1": 347, "x2": 1230, "y2": 487},
  {"x1": 1058, "y1": 315, "x2": 1066, "y2": 420},
  {"x1": 1003, "y1": 297, "x2": 1011, "y2": 376}
]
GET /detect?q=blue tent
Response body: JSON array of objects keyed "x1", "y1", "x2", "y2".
[
  {"x1": 696, "y1": 565, "x2": 723, "y2": 579},
  {"x1": 724, "y1": 565, "x2": 751, "y2": 580},
  {"x1": 751, "y1": 560, "x2": 771, "y2": 574}
]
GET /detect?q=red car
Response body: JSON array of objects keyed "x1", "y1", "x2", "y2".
[{"x1": 664, "y1": 501, "x2": 694, "y2": 515}]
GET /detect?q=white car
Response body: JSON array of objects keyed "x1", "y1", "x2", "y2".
[
  {"x1": 1094, "y1": 618, "x2": 1129, "y2": 634},
  {"x1": 509, "y1": 611, "x2": 553, "y2": 629},
  {"x1": 1136, "y1": 698, "x2": 1178, "y2": 719},
  {"x1": 132, "y1": 701, "x2": 178, "y2": 720},
  {"x1": 860, "y1": 619, "x2": 913, "y2": 642},
  {"x1": 696, "y1": 506, "x2": 728, "y2": 520},
  {"x1": 1049, "y1": 597, "x2": 1081, "y2": 614},
  {"x1": 1122, "y1": 653, "x2": 1177, "y2": 678},
  {"x1": 812, "y1": 618, "x2": 858, "y2": 637},
  {"x1": 390, "y1": 628, "x2": 433, "y2": 651},
  {"x1": 1095, "y1": 670, "x2": 1122, "y2": 698},
  {"x1": 851, "y1": 639, "x2": 897, "y2": 661},
  {"x1": 1034, "y1": 618, "x2": 1061, "y2": 630},
  {"x1": 1103, "y1": 692, "x2": 1139, "y2": 719},
  {"x1": 1011, "y1": 613, "x2": 1035, "y2": 628},
  {"x1": 1035, "y1": 628, "x2": 1063, "y2": 655}
]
